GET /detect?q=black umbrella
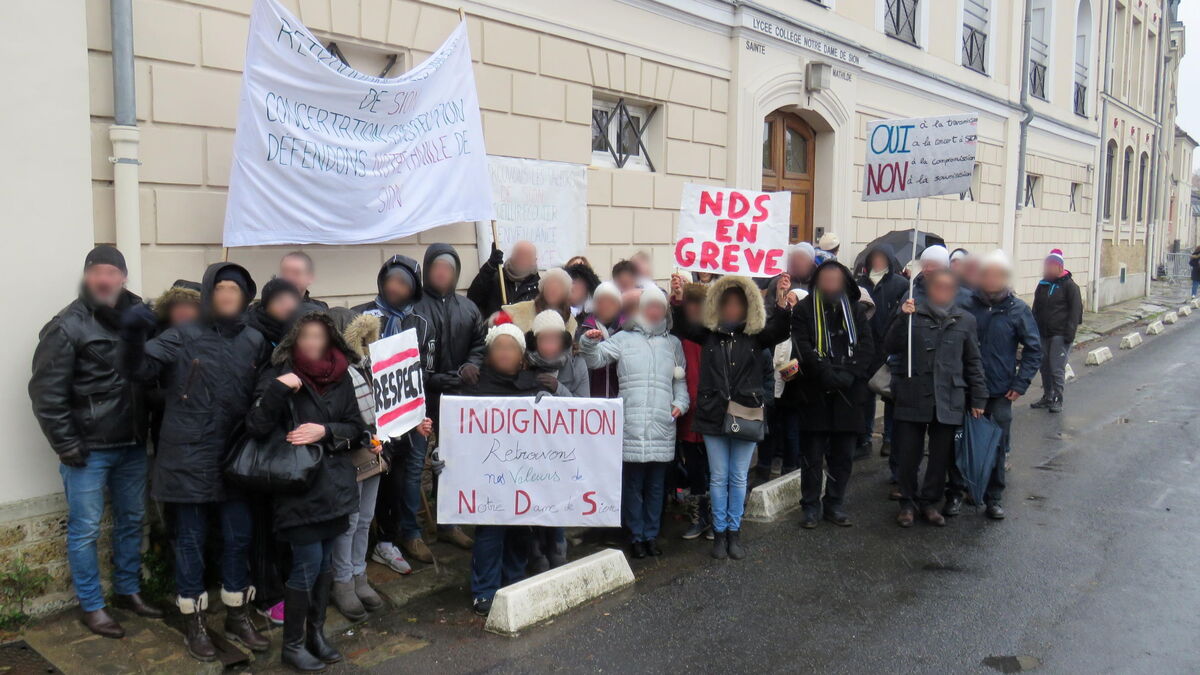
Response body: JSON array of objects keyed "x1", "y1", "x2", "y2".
[
  {"x1": 954, "y1": 413, "x2": 1004, "y2": 507},
  {"x1": 852, "y1": 229, "x2": 946, "y2": 276}
]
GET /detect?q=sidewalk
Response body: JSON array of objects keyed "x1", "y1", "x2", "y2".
[{"x1": 1073, "y1": 281, "x2": 1195, "y2": 346}]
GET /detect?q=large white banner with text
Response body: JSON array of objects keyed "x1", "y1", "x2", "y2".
[
  {"x1": 223, "y1": 0, "x2": 494, "y2": 246},
  {"x1": 475, "y1": 156, "x2": 588, "y2": 269},
  {"x1": 862, "y1": 114, "x2": 978, "y2": 201}
]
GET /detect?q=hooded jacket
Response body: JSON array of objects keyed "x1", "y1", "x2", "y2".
[
  {"x1": 884, "y1": 300, "x2": 988, "y2": 425},
  {"x1": 790, "y1": 261, "x2": 876, "y2": 433},
  {"x1": 856, "y1": 244, "x2": 909, "y2": 353},
  {"x1": 352, "y1": 254, "x2": 432, "y2": 368},
  {"x1": 466, "y1": 254, "x2": 540, "y2": 318},
  {"x1": 412, "y1": 244, "x2": 486, "y2": 416},
  {"x1": 243, "y1": 313, "x2": 364, "y2": 532},
  {"x1": 581, "y1": 316, "x2": 690, "y2": 463},
  {"x1": 29, "y1": 288, "x2": 147, "y2": 459},
  {"x1": 671, "y1": 276, "x2": 790, "y2": 436},
  {"x1": 153, "y1": 281, "x2": 201, "y2": 327},
  {"x1": 126, "y1": 261, "x2": 268, "y2": 503},
  {"x1": 959, "y1": 289, "x2": 1043, "y2": 397},
  {"x1": 1032, "y1": 270, "x2": 1083, "y2": 343}
]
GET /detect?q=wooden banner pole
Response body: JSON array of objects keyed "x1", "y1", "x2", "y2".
[
  {"x1": 491, "y1": 220, "x2": 508, "y2": 305},
  {"x1": 906, "y1": 198, "x2": 921, "y2": 379}
]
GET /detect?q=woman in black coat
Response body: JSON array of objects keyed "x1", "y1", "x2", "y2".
[
  {"x1": 790, "y1": 260, "x2": 875, "y2": 529},
  {"x1": 670, "y1": 274, "x2": 791, "y2": 560},
  {"x1": 243, "y1": 312, "x2": 366, "y2": 672}
]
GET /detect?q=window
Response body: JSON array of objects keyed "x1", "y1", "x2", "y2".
[
  {"x1": 962, "y1": 0, "x2": 989, "y2": 74},
  {"x1": 1024, "y1": 173, "x2": 1041, "y2": 208},
  {"x1": 885, "y1": 0, "x2": 919, "y2": 46},
  {"x1": 960, "y1": 162, "x2": 981, "y2": 201},
  {"x1": 1029, "y1": 0, "x2": 1051, "y2": 100},
  {"x1": 1074, "y1": 0, "x2": 1092, "y2": 116},
  {"x1": 1121, "y1": 147, "x2": 1133, "y2": 221},
  {"x1": 1136, "y1": 152, "x2": 1148, "y2": 222},
  {"x1": 591, "y1": 98, "x2": 657, "y2": 171},
  {"x1": 1103, "y1": 140, "x2": 1116, "y2": 220},
  {"x1": 1130, "y1": 19, "x2": 1144, "y2": 106},
  {"x1": 1069, "y1": 182, "x2": 1081, "y2": 212}
]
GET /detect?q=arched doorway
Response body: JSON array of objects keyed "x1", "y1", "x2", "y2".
[{"x1": 761, "y1": 111, "x2": 816, "y2": 243}]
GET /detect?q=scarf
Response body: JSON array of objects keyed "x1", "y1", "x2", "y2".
[
  {"x1": 980, "y1": 288, "x2": 1011, "y2": 306},
  {"x1": 91, "y1": 290, "x2": 137, "y2": 332},
  {"x1": 292, "y1": 345, "x2": 349, "y2": 394},
  {"x1": 868, "y1": 268, "x2": 887, "y2": 286},
  {"x1": 373, "y1": 296, "x2": 412, "y2": 337},
  {"x1": 812, "y1": 291, "x2": 856, "y2": 358},
  {"x1": 526, "y1": 351, "x2": 568, "y2": 373},
  {"x1": 249, "y1": 303, "x2": 289, "y2": 346},
  {"x1": 926, "y1": 302, "x2": 952, "y2": 321}
]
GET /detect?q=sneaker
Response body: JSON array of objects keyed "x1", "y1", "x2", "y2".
[
  {"x1": 985, "y1": 503, "x2": 1006, "y2": 520},
  {"x1": 1048, "y1": 400, "x2": 1062, "y2": 413},
  {"x1": 472, "y1": 597, "x2": 492, "y2": 617},
  {"x1": 1030, "y1": 398, "x2": 1052, "y2": 409},
  {"x1": 371, "y1": 542, "x2": 413, "y2": 575},
  {"x1": 942, "y1": 495, "x2": 963, "y2": 517},
  {"x1": 257, "y1": 601, "x2": 284, "y2": 627}
]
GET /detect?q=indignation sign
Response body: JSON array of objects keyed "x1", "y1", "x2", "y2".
[
  {"x1": 674, "y1": 183, "x2": 789, "y2": 279},
  {"x1": 367, "y1": 329, "x2": 426, "y2": 439},
  {"x1": 436, "y1": 396, "x2": 624, "y2": 527},
  {"x1": 862, "y1": 113, "x2": 978, "y2": 202},
  {"x1": 223, "y1": 0, "x2": 494, "y2": 246}
]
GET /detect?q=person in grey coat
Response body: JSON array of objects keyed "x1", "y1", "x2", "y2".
[
  {"x1": 886, "y1": 268, "x2": 987, "y2": 528},
  {"x1": 581, "y1": 285, "x2": 689, "y2": 558}
]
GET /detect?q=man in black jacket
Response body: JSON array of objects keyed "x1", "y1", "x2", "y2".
[
  {"x1": 1031, "y1": 249, "x2": 1082, "y2": 413},
  {"x1": 278, "y1": 250, "x2": 329, "y2": 313},
  {"x1": 29, "y1": 246, "x2": 162, "y2": 638},
  {"x1": 121, "y1": 261, "x2": 270, "y2": 661},
  {"x1": 467, "y1": 241, "x2": 540, "y2": 317},
  {"x1": 855, "y1": 243, "x2": 908, "y2": 457}
]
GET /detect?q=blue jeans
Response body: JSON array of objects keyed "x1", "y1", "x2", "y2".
[
  {"x1": 471, "y1": 526, "x2": 530, "y2": 602},
  {"x1": 703, "y1": 435, "x2": 756, "y2": 532},
  {"x1": 1193, "y1": 279, "x2": 1199, "y2": 297},
  {"x1": 376, "y1": 434, "x2": 427, "y2": 543},
  {"x1": 782, "y1": 412, "x2": 803, "y2": 473},
  {"x1": 621, "y1": 461, "x2": 667, "y2": 543},
  {"x1": 173, "y1": 500, "x2": 253, "y2": 599},
  {"x1": 60, "y1": 445, "x2": 147, "y2": 612},
  {"x1": 288, "y1": 538, "x2": 334, "y2": 591}
]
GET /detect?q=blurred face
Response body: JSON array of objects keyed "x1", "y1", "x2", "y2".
[
  {"x1": 683, "y1": 298, "x2": 704, "y2": 324},
  {"x1": 487, "y1": 336, "x2": 524, "y2": 374},
  {"x1": 790, "y1": 252, "x2": 815, "y2": 279},
  {"x1": 920, "y1": 259, "x2": 945, "y2": 276},
  {"x1": 266, "y1": 293, "x2": 300, "y2": 322},
  {"x1": 1042, "y1": 260, "x2": 1063, "y2": 280},
  {"x1": 510, "y1": 242, "x2": 537, "y2": 275},
  {"x1": 959, "y1": 258, "x2": 981, "y2": 288},
  {"x1": 541, "y1": 277, "x2": 569, "y2": 307},
  {"x1": 621, "y1": 289, "x2": 641, "y2": 316},
  {"x1": 536, "y1": 332, "x2": 564, "y2": 359},
  {"x1": 594, "y1": 294, "x2": 621, "y2": 323},
  {"x1": 296, "y1": 320, "x2": 329, "y2": 361},
  {"x1": 696, "y1": 272, "x2": 716, "y2": 284},
  {"x1": 211, "y1": 280, "x2": 245, "y2": 319},
  {"x1": 570, "y1": 279, "x2": 589, "y2": 307},
  {"x1": 427, "y1": 259, "x2": 456, "y2": 295},
  {"x1": 279, "y1": 255, "x2": 313, "y2": 294},
  {"x1": 168, "y1": 302, "x2": 200, "y2": 326},
  {"x1": 869, "y1": 252, "x2": 889, "y2": 273},
  {"x1": 383, "y1": 275, "x2": 413, "y2": 308},
  {"x1": 613, "y1": 270, "x2": 637, "y2": 293},
  {"x1": 640, "y1": 301, "x2": 666, "y2": 325},
  {"x1": 83, "y1": 264, "x2": 126, "y2": 307},
  {"x1": 815, "y1": 266, "x2": 844, "y2": 296},
  {"x1": 631, "y1": 253, "x2": 652, "y2": 279},
  {"x1": 926, "y1": 271, "x2": 958, "y2": 307},
  {"x1": 719, "y1": 291, "x2": 748, "y2": 324},
  {"x1": 979, "y1": 265, "x2": 1009, "y2": 294}
]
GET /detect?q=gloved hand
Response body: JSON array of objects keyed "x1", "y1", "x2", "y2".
[
  {"x1": 119, "y1": 303, "x2": 157, "y2": 342},
  {"x1": 820, "y1": 364, "x2": 854, "y2": 392},
  {"x1": 459, "y1": 363, "x2": 480, "y2": 386},
  {"x1": 58, "y1": 448, "x2": 87, "y2": 468},
  {"x1": 429, "y1": 448, "x2": 446, "y2": 476},
  {"x1": 488, "y1": 243, "x2": 504, "y2": 268},
  {"x1": 536, "y1": 373, "x2": 559, "y2": 392}
]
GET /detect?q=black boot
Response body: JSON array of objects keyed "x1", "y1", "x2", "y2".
[
  {"x1": 178, "y1": 596, "x2": 216, "y2": 663},
  {"x1": 726, "y1": 530, "x2": 746, "y2": 560},
  {"x1": 711, "y1": 531, "x2": 728, "y2": 560},
  {"x1": 307, "y1": 572, "x2": 343, "y2": 664},
  {"x1": 282, "y1": 586, "x2": 325, "y2": 673}
]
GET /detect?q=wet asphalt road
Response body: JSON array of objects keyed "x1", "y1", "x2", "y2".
[{"x1": 348, "y1": 318, "x2": 1200, "y2": 674}]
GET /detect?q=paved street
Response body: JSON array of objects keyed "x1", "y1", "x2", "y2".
[{"x1": 332, "y1": 313, "x2": 1200, "y2": 674}]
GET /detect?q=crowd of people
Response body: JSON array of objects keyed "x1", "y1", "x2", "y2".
[{"x1": 29, "y1": 234, "x2": 1082, "y2": 669}]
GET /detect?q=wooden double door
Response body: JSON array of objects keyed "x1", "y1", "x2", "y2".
[{"x1": 761, "y1": 111, "x2": 816, "y2": 244}]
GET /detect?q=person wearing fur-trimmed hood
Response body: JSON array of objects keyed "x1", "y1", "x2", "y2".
[{"x1": 670, "y1": 273, "x2": 793, "y2": 559}]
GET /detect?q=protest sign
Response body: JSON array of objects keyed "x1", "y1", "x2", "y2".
[
  {"x1": 475, "y1": 156, "x2": 587, "y2": 268},
  {"x1": 862, "y1": 113, "x2": 978, "y2": 201},
  {"x1": 223, "y1": 0, "x2": 494, "y2": 246},
  {"x1": 674, "y1": 183, "x2": 790, "y2": 278},
  {"x1": 436, "y1": 395, "x2": 624, "y2": 527},
  {"x1": 367, "y1": 329, "x2": 425, "y2": 439}
]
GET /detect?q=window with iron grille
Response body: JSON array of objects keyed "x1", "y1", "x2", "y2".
[
  {"x1": 1073, "y1": 0, "x2": 1092, "y2": 117},
  {"x1": 1073, "y1": 82, "x2": 1087, "y2": 116},
  {"x1": 1029, "y1": 1, "x2": 1050, "y2": 101},
  {"x1": 591, "y1": 98, "x2": 657, "y2": 171},
  {"x1": 1029, "y1": 61, "x2": 1048, "y2": 100},
  {"x1": 884, "y1": 0, "x2": 919, "y2": 46},
  {"x1": 1024, "y1": 174, "x2": 1040, "y2": 208},
  {"x1": 1069, "y1": 182, "x2": 1081, "y2": 212},
  {"x1": 962, "y1": 0, "x2": 988, "y2": 74}
]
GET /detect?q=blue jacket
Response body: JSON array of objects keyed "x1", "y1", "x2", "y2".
[{"x1": 959, "y1": 290, "x2": 1043, "y2": 397}]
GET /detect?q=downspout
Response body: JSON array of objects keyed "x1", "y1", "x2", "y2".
[
  {"x1": 109, "y1": 0, "x2": 142, "y2": 295},
  {"x1": 1143, "y1": 8, "x2": 1169, "y2": 297},
  {"x1": 1013, "y1": 0, "x2": 1034, "y2": 226}
]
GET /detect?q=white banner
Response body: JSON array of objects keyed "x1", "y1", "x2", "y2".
[
  {"x1": 475, "y1": 156, "x2": 588, "y2": 269},
  {"x1": 862, "y1": 113, "x2": 978, "y2": 202},
  {"x1": 223, "y1": 0, "x2": 495, "y2": 246},
  {"x1": 436, "y1": 395, "x2": 624, "y2": 527},
  {"x1": 674, "y1": 183, "x2": 790, "y2": 279},
  {"x1": 367, "y1": 329, "x2": 425, "y2": 439}
]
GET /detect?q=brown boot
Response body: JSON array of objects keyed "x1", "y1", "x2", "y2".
[
  {"x1": 81, "y1": 607, "x2": 125, "y2": 639},
  {"x1": 178, "y1": 595, "x2": 216, "y2": 662},
  {"x1": 921, "y1": 507, "x2": 946, "y2": 527},
  {"x1": 437, "y1": 526, "x2": 474, "y2": 550},
  {"x1": 114, "y1": 592, "x2": 164, "y2": 619},
  {"x1": 221, "y1": 587, "x2": 269, "y2": 653},
  {"x1": 401, "y1": 537, "x2": 434, "y2": 564}
]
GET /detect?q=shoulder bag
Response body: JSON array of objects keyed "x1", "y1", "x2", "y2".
[
  {"x1": 225, "y1": 398, "x2": 323, "y2": 494},
  {"x1": 720, "y1": 339, "x2": 766, "y2": 442}
]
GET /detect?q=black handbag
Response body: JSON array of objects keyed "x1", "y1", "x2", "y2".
[
  {"x1": 720, "y1": 340, "x2": 766, "y2": 442},
  {"x1": 225, "y1": 399, "x2": 323, "y2": 494}
]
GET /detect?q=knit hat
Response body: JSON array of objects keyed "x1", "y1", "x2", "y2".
[
  {"x1": 1045, "y1": 248, "x2": 1065, "y2": 267},
  {"x1": 593, "y1": 280, "x2": 621, "y2": 306},
  {"x1": 979, "y1": 249, "x2": 1013, "y2": 272},
  {"x1": 639, "y1": 284, "x2": 669, "y2": 312},
  {"x1": 485, "y1": 322, "x2": 525, "y2": 349},
  {"x1": 431, "y1": 252, "x2": 458, "y2": 273},
  {"x1": 261, "y1": 277, "x2": 301, "y2": 309},
  {"x1": 84, "y1": 245, "x2": 127, "y2": 274},
  {"x1": 818, "y1": 232, "x2": 841, "y2": 251},
  {"x1": 530, "y1": 309, "x2": 567, "y2": 336},
  {"x1": 385, "y1": 264, "x2": 417, "y2": 290},
  {"x1": 538, "y1": 267, "x2": 572, "y2": 295},
  {"x1": 792, "y1": 242, "x2": 816, "y2": 260},
  {"x1": 214, "y1": 265, "x2": 253, "y2": 298},
  {"x1": 919, "y1": 245, "x2": 951, "y2": 267}
]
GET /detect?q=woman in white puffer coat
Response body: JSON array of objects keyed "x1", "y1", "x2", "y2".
[{"x1": 581, "y1": 285, "x2": 689, "y2": 559}]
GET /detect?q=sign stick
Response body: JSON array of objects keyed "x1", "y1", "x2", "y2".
[
  {"x1": 491, "y1": 219, "x2": 508, "y2": 305},
  {"x1": 458, "y1": 7, "x2": 465, "y2": 21},
  {"x1": 906, "y1": 198, "x2": 921, "y2": 378}
]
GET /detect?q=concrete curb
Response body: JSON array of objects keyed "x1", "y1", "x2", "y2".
[
  {"x1": 1085, "y1": 346, "x2": 1113, "y2": 365},
  {"x1": 1064, "y1": 363, "x2": 1076, "y2": 382},
  {"x1": 484, "y1": 548, "x2": 634, "y2": 636},
  {"x1": 1119, "y1": 332, "x2": 1143, "y2": 349},
  {"x1": 744, "y1": 470, "x2": 803, "y2": 522},
  {"x1": 1147, "y1": 320, "x2": 1165, "y2": 335},
  {"x1": 1163, "y1": 311, "x2": 1179, "y2": 324},
  {"x1": 1190, "y1": 298, "x2": 1200, "y2": 309},
  {"x1": 1179, "y1": 305, "x2": 1193, "y2": 317}
]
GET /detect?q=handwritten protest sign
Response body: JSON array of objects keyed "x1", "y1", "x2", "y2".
[
  {"x1": 367, "y1": 329, "x2": 425, "y2": 439},
  {"x1": 674, "y1": 183, "x2": 789, "y2": 278},
  {"x1": 475, "y1": 156, "x2": 587, "y2": 268},
  {"x1": 223, "y1": 0, "x2": 494, "y2": 246},
  {"x1": 862, "y1": 114, "x2": 978, "y2": 201},
  {"x1": 436, "y1": 396, "x2": 624, "y2": 527}
]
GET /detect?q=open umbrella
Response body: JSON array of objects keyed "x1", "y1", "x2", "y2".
[
  {"x1": 954, "y1": 413, "x2": 1004, "y2": 507},
  {"x1": 852, "y1": 229, "x2": 946, "y2": 275}
]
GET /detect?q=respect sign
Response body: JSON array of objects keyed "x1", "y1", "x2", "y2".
[
  {"x1": 223, "y1": 0, "x2": 495, "y2": 246},
  {"x1": 436, "y1": 396, "x2": 624, "y2": 527},
  {"x1": 367, "y1": 329, "x2": 425, "y2": 439},
  {"x1": 862, "y1": 113, "x2": 978, "y2": 201},
  {"x1": 674, "y1": 184, "x2": 790, "y2": 278}
]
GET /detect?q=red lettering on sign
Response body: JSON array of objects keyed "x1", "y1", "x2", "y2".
[
  {"x1": 699, "y1": 190, "x2": 723, "y2": 216},
  {"x1": 752, "y1": 194, "x2": 771, "y2": 222},
  {"x1": 714, "y1": 219, "x2": 734, "y2": 243},
  {"x1": 699, "y1": 241, "x2": 720, "y2": 269},
  {"x1": 866, "y1": 161, "x2": 909, "y2": 196},
  {"x1": 743, "y1": 248, "x2": 765, "y2": 273},
  {"x1": 735, "y1": 221, "x2": 758, "y2": 243},
  {"x1": 582, "y1": 491, "x2": 597, "y2": 515},
  {"x1": 674, "y1": 237, "x2": 696, "y2": 266},
  {"x1": 728, "y1": 191, "x2": 750, "y2": 219},
  {"x1": 763, "y1": 249, "x2": 784, "y2": 276},
  {"x1": 458, "y1": 490, "x2": 476, "y2": 514},
  {"x1": 515, "y1": 490, "x2": 530, "y2": 515},
  {"x1": 720, "y1": 245, "x2": 739, "y2": 272}
]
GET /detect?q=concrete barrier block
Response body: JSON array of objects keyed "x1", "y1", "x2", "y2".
[
  {"x1": 1179, "y1": 305, "x2": 1193, "y2": 317},
  {"x1": 485, "y1": 548, "x2": 634, "y2": 636},
  {"x1": 1163, "y1": 312, "x2": 1179, "y2": 325},
  {"x1": 1064, "y1": 363, "x2": 1076, "y2": 382},
  {"x1": 1147, "y1": 320, "x2": 1165, "y2": 335},
  {"x1": 1119, "y1": 332, "x2": 1143, "y2": 349},
  {"x1": 744, "y1": 470, "x2": 803, "y2": 522},
  {"x1": 1085, "y1": 346, "x2": 1113, "y2": 366},
  {"x1": 1190, "y1": 298, "x2": 1200, "y2": 309}
]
